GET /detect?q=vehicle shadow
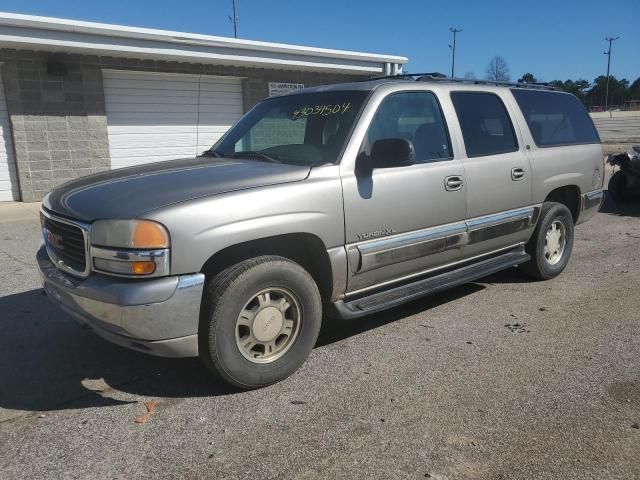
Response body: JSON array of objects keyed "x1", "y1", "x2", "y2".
[
  {"x1": 599, "y1": 190, "x2": 640, "y2": 218},
  {"x1": 318, "y1": 283, "x2": 485, "y2": 347},
  {"x1": 0, "y1": 282, "x2": 484, "y2": 414},
  {"x1": 0, "y1": 288, "x2": 233, "y2": 415},
  {"x1": 475, "y1": 266, "x2": 534, "y2": 285}
]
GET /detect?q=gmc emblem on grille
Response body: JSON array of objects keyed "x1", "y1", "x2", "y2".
[{"x1": 43, "y1": 228, "x2": 64, "y2": 251}]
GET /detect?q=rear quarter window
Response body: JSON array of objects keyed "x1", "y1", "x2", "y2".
[{"x1": 511, "y1": 89, "x2": 600, "y2": 147}]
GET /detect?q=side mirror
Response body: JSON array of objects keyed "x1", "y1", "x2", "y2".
[{"x1": 369, "y1": 138, "x2": 415, "y2": 169}]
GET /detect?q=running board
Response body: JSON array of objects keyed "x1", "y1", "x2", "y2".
[{"x1": 331, "y1": 250, "x2": 530, "y2": 319}]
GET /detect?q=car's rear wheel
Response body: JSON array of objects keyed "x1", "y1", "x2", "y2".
[
  {"x1": 199, "y1": 255, "x2": 322, "y2": 389},
  {"x1": 521, "y1": 202, "x2": 574, "y2": 280}
]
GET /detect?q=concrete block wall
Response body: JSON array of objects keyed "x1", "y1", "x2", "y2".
[
  {"x1": 1, "y1": 49, "x2": 111, "y2": 201},
  {"x1": 0, "y1": 48, "x2": 362, "y2": 201}
]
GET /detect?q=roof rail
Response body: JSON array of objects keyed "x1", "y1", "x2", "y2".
[
  {"x1": 360, "y1": 72, "x2": 448, "y2": 82},
  {"x1": 416, "y1": 74, "x2": 561, "y2": 91},
  {"x1": 363, "y1": 72, "x2": 561, "y2": 91}
]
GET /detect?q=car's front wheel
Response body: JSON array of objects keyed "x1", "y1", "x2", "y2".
[{"x1": 199, "y1": 255, "x2": 322, "y2": 389}]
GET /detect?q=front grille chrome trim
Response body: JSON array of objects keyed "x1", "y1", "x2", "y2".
[{"x1": 40, "y1": 208, "x2": 91, "y2": 278}]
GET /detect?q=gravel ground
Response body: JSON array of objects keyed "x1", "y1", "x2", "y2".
[{"x1": 0, "y1": 178, "x2": 639, "y2": 479}]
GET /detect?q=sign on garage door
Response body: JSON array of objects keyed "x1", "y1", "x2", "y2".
[
  {"x1": 103, "y1": 70, "x2": 243, "y2": 169},
  {"x1": 268, "y1": 82, "x2": 304, "y2": 97}
]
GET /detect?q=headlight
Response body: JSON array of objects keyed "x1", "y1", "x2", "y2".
[
  {"x1": 91, "y1": 219, "x2": 169, "y2": 249},
  {"x1": 90, "y1": 220, "x2": 170, "y2": 277}
]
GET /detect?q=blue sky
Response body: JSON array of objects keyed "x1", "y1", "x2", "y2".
[{"x1": 3, "y1": 0, "x2": 639, "y2": 83}]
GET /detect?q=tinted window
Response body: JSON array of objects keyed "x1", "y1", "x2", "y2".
[
  {"x1": 511, "y1": 89, "x2": 599, "y2": 147},
  {"x1": 450, "y1": 92, "x2": 518, "y2": 157},
  {"x1": 364, "y1": 92, "x2": 451, "y2": 162}
]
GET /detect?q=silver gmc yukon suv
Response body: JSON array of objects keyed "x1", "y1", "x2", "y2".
[{"x1": 38, "y1": 75, "x2": 604, "y2": 388}]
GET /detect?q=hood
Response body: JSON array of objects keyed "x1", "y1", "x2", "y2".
[{"x1": 43, "y1": 157, "x2": 311, "y2": 222}]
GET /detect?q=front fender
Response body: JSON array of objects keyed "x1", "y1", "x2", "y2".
[{"x1": 147, "y1": 166, "x2": 345, "y2": 275}]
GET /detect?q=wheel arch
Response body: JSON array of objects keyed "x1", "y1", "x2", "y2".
[
  {"x1": 200, "y1": 233, "x2": 334, "y2": 305},
  {"x1": 543, "y1": 185, "x2": 581, "y2": 224}
]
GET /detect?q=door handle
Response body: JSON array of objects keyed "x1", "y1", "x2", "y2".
[
  {"x1": 444, "y1": 175, "x2": 464, "y2": 191},
  {"x1": 511, "y1": 167, "x2": 526, "y2": 181}
]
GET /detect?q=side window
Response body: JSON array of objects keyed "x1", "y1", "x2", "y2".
[
  {"x1": 364, "y1": 92, "x2": 451, "y2": 162},
  {"x1": 511, "y1": 89, "x2": 600, "y2": 147},
  {"x1": 450, "y1": 92, "x2": 518, "y2": 157}
]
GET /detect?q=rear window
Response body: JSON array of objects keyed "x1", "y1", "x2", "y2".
[
  {"x1": 511, "y1": 89, "x2": 600, "y2": 147},
  {"x1": 450, "y1": 92, "x2": 518, "y2": 157}
]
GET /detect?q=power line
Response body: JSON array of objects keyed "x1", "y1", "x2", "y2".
[
  {"x1": 603, "y1": 36, "x2": 620, "y2": 111},
  {"x1": 449, "y1": 28, "x2": 462, "y2": 78}
]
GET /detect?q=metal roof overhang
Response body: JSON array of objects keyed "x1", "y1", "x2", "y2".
[{"x1": 0, "y1": 12, "x2": 408, "y2": 75}]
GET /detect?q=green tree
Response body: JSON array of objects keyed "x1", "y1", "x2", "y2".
[
  {"x1": 548, "y1": 79, "x2": 590, "y2": 103},
  {"x1": 585, "y1": 75, "x2": 630, "y2": 109},
  {"x1": 546, "y1": 75, "x2": 639, "y2": 109},
  {"x1": 517, "y1": 73, "x2": 538, "y2": 83}
]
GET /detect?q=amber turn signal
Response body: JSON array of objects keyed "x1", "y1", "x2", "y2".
[
  {"x1": 93, "y1": 258, "x2": 157, "y2": 276},
  {"x1": 132, "y1": 221, "x2": 169, "y2": 248},
  {"x1": 131, "y1": 261, "x2": 156, "y2": 275}
]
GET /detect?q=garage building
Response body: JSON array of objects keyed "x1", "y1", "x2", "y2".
[{"x1": 0, "y1": 12, "x2": 407, "y2": 201}]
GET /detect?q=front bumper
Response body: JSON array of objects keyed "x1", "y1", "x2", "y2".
[
  {"x1": 37, "y1": 246, "x2": 204, "y2": 357},
  {"x1": 576, "y1": 189, "x2": 604, "y2": 225}
]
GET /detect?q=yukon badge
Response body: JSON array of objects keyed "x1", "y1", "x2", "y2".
[{"x1": 356, "y1": 228, "x2": 393, "y2": 241}]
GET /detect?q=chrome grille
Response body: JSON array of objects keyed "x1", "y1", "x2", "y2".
[{"x1": 41, "y1": 213, "x2": 89, "y2": 276}]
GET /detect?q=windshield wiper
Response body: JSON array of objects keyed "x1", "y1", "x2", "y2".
[
  {"x1": 200, "y1": 149, "x2": 225, "y2": 158},
  {"x1": 228, "y1": 151, "x2": 281, "y2": 163}
]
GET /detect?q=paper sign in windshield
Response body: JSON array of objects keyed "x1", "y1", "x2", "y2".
[{"x1": 292, "y1": 102, "x2": 351, "y2": 120}]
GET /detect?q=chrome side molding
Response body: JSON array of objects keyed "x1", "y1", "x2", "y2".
[
  {"x1": 467, "y1": 206, "x2": 539, "y2": 245},
  {"x1": 347, "y1": 206, "x2": 540, "y2": 275},
  {"x1": 352, "y1": 222, "x2": 466, "y2": 274}
]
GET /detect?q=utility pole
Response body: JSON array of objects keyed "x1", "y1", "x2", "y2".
[
  {"x1": 603, "y1": 36, "x2": 619, "y2": 112},
  {"x1": 449, "y1": 28, "x2": 462, "y2": 78},
  {"x1": 229, "y1": 0, "x2": 239, "y2": 38}
]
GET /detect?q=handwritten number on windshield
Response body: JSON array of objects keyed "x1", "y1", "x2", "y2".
[{"x1": 292, "y1": 102, "x2": 351, "y2": 120}]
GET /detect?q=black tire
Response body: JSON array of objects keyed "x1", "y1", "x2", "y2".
[
  {"x1": 199, "y1": 255, "x2": 322, "y2": 389},
  {"x1": 608, "y1": 170, "x2": 633, "y2": 203},
  {"x1": 521, "y1": 202, "x2": 574, "y2": 281}
]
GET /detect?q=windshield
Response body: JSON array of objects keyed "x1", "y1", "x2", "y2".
[{"x1": 212, "y1": 91, "x2": 369, "y2": 166}]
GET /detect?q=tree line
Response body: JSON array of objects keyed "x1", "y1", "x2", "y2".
[{"x1": 470, "y1": 56, "x2": 640, "y2": 110}]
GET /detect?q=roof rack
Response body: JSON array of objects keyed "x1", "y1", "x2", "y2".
[
  {"x1": 364, "y1": 72, "x2": 561, "y2": 91},
  {"x1": 361, "y1": 72, "x2": 448, "y2": 82}
]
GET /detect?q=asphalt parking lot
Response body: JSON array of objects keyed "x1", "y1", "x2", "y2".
[{"x1": 1, "y1": 182, "x2": 639, "y2": 479}]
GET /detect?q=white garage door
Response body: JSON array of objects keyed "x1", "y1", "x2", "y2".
[
  {"x1": 0, "y1": 74, "x2": 19, "y2": 201},
  {"x1": 103, "y1": 70, "x2": 243, "y2": 169}
]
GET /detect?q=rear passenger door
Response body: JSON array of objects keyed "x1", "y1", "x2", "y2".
[{"x1": 449, "y1": 91, "x2": 535, "y2": 259}]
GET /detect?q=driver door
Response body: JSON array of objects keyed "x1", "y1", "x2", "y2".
[{"x1": 340, "y1": 91, "x2": 467, "y2": 293}]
